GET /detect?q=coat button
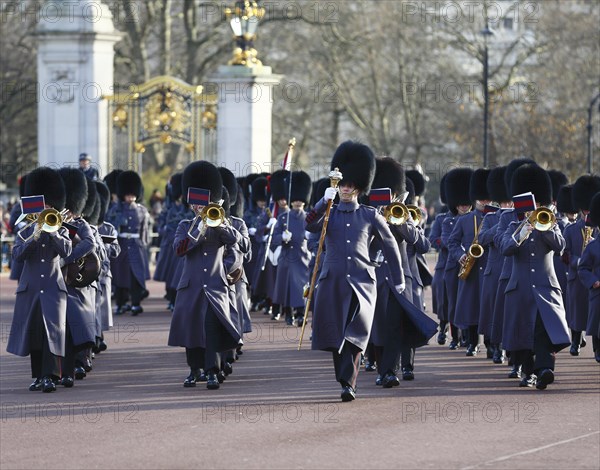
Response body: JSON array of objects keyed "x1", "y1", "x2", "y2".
[
  {"x1": 346, "y1": 274, "x2": 350, "y2": 277},
  {"x1": 41, "y1": 244, "x2": 45, "y2": 247},
  {"x1": 346, "y1": 224, "x2": 350, "y2": 227},
  {"x1": 347, "y1": 256, "x2": 351, "y2": 260},
  {"x1": 531, "y1": 268, "x2": 535, "y2": 272},
  {"x1": 41, "y1": 274, "x2": 44, "y2": 278},
  {"x1": 41, "y1": 259, "x2": 45, "y2": 262},
  {"x1": 40, "y1": 290, "x2": 44, "y2": 293},
  {"x1": 385, "y1": 277, "x2": 389, "y2": 281},
  {"x1": 204, "y1": 252, "x2": 207, "y2": 256},
  {"x1": 203, "y1": 284, "x2": 207, "y2": 288},
  {"x1": 531, "y1": 253, "x2": 534, "y2": 256},
  {"x1": 532, "y1": 284, "x2": 536, "y2": 288},
  {"x1": 347, "y1": 240, "x2": 350, "y2": 243},
  {"x1": 203, "y1": 268, "x2": 207, "y2": 272}
]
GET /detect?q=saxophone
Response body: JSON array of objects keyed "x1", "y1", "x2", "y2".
[
  {"x1": 582, "y1": 226, "x2": 593, "y2": 253},
  {"x1": 458, "y1": 216, "x2": 484, "y2": 280}
]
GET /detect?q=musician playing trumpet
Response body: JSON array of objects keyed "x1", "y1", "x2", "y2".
[{"x1": 7, "y1": 168, "x2": 72, "y2": 393}]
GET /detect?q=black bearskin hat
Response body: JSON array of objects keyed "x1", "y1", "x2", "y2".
[
  {"x1": 230, "y1": 184, "x2": 245, "y2": 218},
  {"x1": 290, "y1": 171, "x2": 312, "y2": 205},
  {"x1": 572, "y1": 175, "x2": 600, "y2": 212},
  {"x1": 221, "y1": 186, "x2": 231, "y2": 216},
  {"x1": 84, "y1": 192, "x2": 101, "y2": 226},
  {"x1": 219, "y1": 167, "x2": 239, "y2": 204},
  {"x1": 24, "y1": 167, "x2": 66, "y2": 211},
  {"x1": 270, "y1": 170, "x2": 289, "y2": 201},
  {"x1": 487, "y1": 166, "x2": 509, "y2": 203},
  {"x1": 505, "y1": 158, "x2": 536, "y2": 197},
  {"x1": 373, "y1": 157, "x2": 406, "y2": 198},
  {"x1": 439, "y1": 174, "x2": 447, "y2": 205},
  {"x1": 182, "y1": 161, "x2": 223, "y2": 204},
  {"x1": 310, "y1": 178, "x2": 330, "y2": 207},
  {"x1": 589, "y1": 192, "x2": 600, "y2": 227},
  {"x1": 19, "y1": 174, "x2": 27, "y2": 198},
  {"x1": 170, "y1": 173, "x2": 183, "y2": 201},
  {"x1": 330, "y1": 140, "x2": 376, "y2": 195},
  {"x1": 95, "y1": 181, "x2": 110, "y2": 225},
  {"x1": 469, "y1": 168, "x2": 491, "y2": 202},
  {"x1": 445, "y1": 168, "x2": 474, "y2": 212},
  {"x1": 117, "y1": 170, "x2": 143, "y2": 201},
  {"x1": 406, "y1": 169, "x2": 425, "y2": 197},
  {"x1": 251, "y1": 177, "x2": 270, "y2": 203},
  {"x1": 548, "y1": 170, "x2": 568, "y2": 202},
  {"x1": 556, "y1": 185, "x2": 576, "y2": 215},
  {"x1": 59, "y1": 168, "x2": 88, "y2": 215},
  {"x1": 510, "y1": 164, "x2": 552, "y2": 206},
  {"x1": 82, "y1": 177, "x2": 98, "y2": 219},
  {"x1": 405, "y1": 178, "x2": 416, "y2": 205},
  {"x1": 104, "y1": 169, "x2": 123, "y2": 195}
]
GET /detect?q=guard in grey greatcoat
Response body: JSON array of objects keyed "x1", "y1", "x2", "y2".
[
  {"x1": 448, "y1": 168, "x2": 491, "y2": 357},
  {"x1": 564, "y1": 175, "x2": 600, "y2": 355},
  {"x1": 477, "y1": 166, "x2": 510, "y2": 364},
  {"x1": 95, "y1": 181, "x2": 120, "y2": 351},
  {"x1": 555, "y1": 184, "x2": 578, "y2": 318},
  {"x1": 577, "y1": 192, "x2": 600, "y2": 363},
  {"x1": 168, "y1": 161, "x2": 242, "y2": 390},
  {"x1": 58, "y1": 168, "x2": 98, "y2": 384},
  {"x1": 429, "y1": 175, "x2": 449, "y2": 344},
  {"x1": 103, "y1": 169, "x2": 123, "y2": 213},
  {"x1": 306, "y1": 142, "x2": 405, "y2": 402},
  {"x1": 8, "y1": 175, "x2": 27, "y2": 281},
  {"x1": 489, "y1": 158, "x2": 536, "y2": 378},
  {"x1": 7, "y1": 167, "x2": 71, "y2": 393},
  {"x1": 106, "y1": 171, "x2": 150, "y2": 316},
  {"x1": 500, "y1": 164, "x2": 570, "y2": 390},
  {"x1": 549, "y1": 171, "x2": 569, "y2": 309},
  {"x1": 442, "y1": 168, "x2": 473, "y2": 350},
  {"x1": 272, "y1": 170, "x2": 312, "y2": 326}
]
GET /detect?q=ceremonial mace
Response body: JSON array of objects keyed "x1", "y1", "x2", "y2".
[{"x1": 298, "y1": 167, "x2": 343, "y2": 350}]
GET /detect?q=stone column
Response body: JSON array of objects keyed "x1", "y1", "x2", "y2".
[
  {"x1": 211, "y1": 65, "x2": 282, "y2": 176},
  {"x1": 36, "y1": 0, "x2": 120, "y2": 177}
]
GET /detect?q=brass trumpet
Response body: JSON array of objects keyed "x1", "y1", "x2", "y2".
[
  {"x1": 383, "y1": 202, "x2": 410, "y2": 225},
  {"x1": 512, "y1": 207, "x2": 556, "y2": 246},
  {"x1": 187, "y1": 203, "x2": 227, "y2": 242},
  {"x1": 407, "y1": 204, "x2": 422, "y2": 225},
  {"x1": 17, "y1": 208, "x2": 68, "y2": 242}
]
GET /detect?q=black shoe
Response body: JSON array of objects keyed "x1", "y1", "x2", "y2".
[
  {"x1": 519, "y1": 374, "x2": 537, "y2": 388},
  {"x1": 493, "y1": 349, "x2": 506, "y2": 364},
  {"x1": 294, "y1": 316, "x2": 304, "y2": 327},
  {"x1": 198, "y1": 370, "x2": 207, "y2": 382},
  {"x1": 183, "y1": 369, "x2": 201, "y2": 387},
  {"x1": 236, "y1": 345, "x2": 243, "y2": 356},
  {"x1": 217, "y1": 371, "x2": 226, "y2": 383},
  {"x1": 402, "y1": 369, "x2": 415, "y2": 381},
  {"x1": 74, "y1": 366, "x2": 87, "y2": 380},
  {"x1": 449, "y1": 340, "x2": 459, "y2": 350},
  {"x1": 466, "y1": 345, "x2": 479, "y2": 357},
  {"x1": 595, "y1": 351, "x2": 600, "y2": 363},
  {"x1": 141, "y1": 289, "x2": 150, "y2": 300},
  {"x1": 486, "y1": 347, "x2": 494, "y2": 359},
  {"x1": 59, "y1": 376, "x2": 74, "y2": 388},
  {"x1": 41, "y1": 377, "x2": 56, "y2": 393},
  {"x1": 167, "y1": 302, "x2": 174, "y2": 311},
  {"x1": 115, "y1": 306, "x2": 125, "y2": 316},
  {"x1": 341, "y1": 385, "x2": 356, "y2": 402},
  {"x1": 263, "y1": 307, "x2": 272, "y2": 316},
  {"x1": 82, "y1": 358, "x2": 93, "y2": 372},
  {"x1": 98, "y1": 340, "x2": 107, "y2": 352},
  {"x1": 382, "y1": 373, "x2": 400, "y2": 388},
  {"x1": 206, "y1": 373, "x2": 220, "y2": 390},
  {"x1": 364, "y1": 361, "x2": 376, "y2": 372},
  {"x1": 437, "y1": 332, "x2": 446, "y2": 345},
  {"x1": 569, "y1": 343, "x2": 580, "y2": 356},
  {"x1": 460, "y1": 339, "x2": 468, "y2": 348},
  {"x1": 223, "y1": 361, "x2": 233, "y2": 376},
  {"x1": 131, "y1": 305, "x2": 143, "y2": 316},
  {"x1": 581, "y1": 337, "x2": 587, "y2": 348},
  {"x1": 535, "y1": 369, "x2": 554, "y2": 390},
  {"x1": 375, "y1": 375, "x2": 382, "y2": 386},
  {"x1": 29, "y1": 378, "x2": 42, "y2": 391},
  {"x1": 508, "y1": 365, "x2": 522, "y2": 379}
]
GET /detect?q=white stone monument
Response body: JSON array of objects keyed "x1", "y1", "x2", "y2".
[
  {"x1": 37, "y1": 0, "x2": 120, "y2": 176},
  {"x1": 212, "y1": 65, "x2": 282, "y2": 175}
]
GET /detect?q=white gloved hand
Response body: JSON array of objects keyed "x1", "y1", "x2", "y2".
[
  {"x1": 262, "y1": 235, "x2": 269, "y2": 243},
  {"x1": 282, "y1": 230, "x2": 292, "y2": 243},
  {"x1": 267, "y1": 217, "x2": 277, "y2": 228},
  {"x1": 518, "y1": 223, "x2": 534, "y2": 242},
  {"x1": 248, "y1": 227, "x2": 257, "y2": 236},
  {"x1": 395, "y1": 283, "x2": 406, "y2": 295},
  {"x1": 324, "y1": 187, "x2": 338, "y2": 202}
]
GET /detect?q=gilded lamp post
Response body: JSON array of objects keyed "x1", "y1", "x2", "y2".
[{"x1": 225, "y1": 1, "x2": 266, "y2": 67}]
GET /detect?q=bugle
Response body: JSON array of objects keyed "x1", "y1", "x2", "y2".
[{"x1": 407, "y1": 204, "x2": 422, "y2": 225}]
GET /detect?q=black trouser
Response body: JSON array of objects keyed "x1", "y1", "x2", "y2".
[
  {"x1": 331, "y1": 294, "x2": 362, "y2": 389},
  {"x1": 571, "y1": 330, "x2": 583, "y2": 346},
  {"x1": 514, "y1": 314, "x2": 555, "y2": 376},
  {"x1": 593, "y1": 336, "x2": 600, "y2": 352},
  {"x1": 450, "y1": 323, "x2": 460, "y2": 342},
  {"x1": 61, "y1": 324, "x2": 75, "y2": 378},
  {"x1": 115, "y1": 270, "x2": 144, "y2": 307},
  {"x1": 29, "y1": 305, "x2": 61, "y2": 380},
  {"x1": 468, "y1": 325, "x2": 480, "y2": 347},
  {"x1": 185, "y1": 347, "x2": 204, "y2": 371},
  {"x1": 439, "y1": 320, "x2": 448, "y2": 336},
  {"x1": 378, "y1": 295, "x2": 403, "y2": 375},
  {"x1": 167, "y1": 288, "x2": 177, "y2": 304}
]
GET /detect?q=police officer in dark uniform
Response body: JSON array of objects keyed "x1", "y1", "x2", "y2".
[
  {"x1": 78, "y1": 153, "x2": 99, "y2": 181},
  {"x1": 306, "y1": 141, "x2": 405, "y2": 402}
]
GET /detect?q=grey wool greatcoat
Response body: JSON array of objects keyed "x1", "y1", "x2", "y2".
[
  {"x1": 578, "y1": 237, "x2": 600, "y2": 337},
  {"x1": 63, "y1": 218, "x2": 98, "y2": 347},
  {"x1": 490, "y1": 208, "x2": 518, "y2": 344},
  {"x1": 153, "y1": 202, "x2": 181, "y2": 282},
  {"x1": 448, "y1": 209, "x2": 487, "y2": 329},
  {"x1": 230, "y1": 216, "x2": 252, "y2": 333},
  {"x1": 305, "y1": 199, "x2": 404, "y2": 352},
  {"x1": 271, "y1": 208, "x2": 311, "y2": 309},
  {"x1": 477, "y1": 210, "x2": 504, "y2": 337},
  {"x1": 564, "y1": 219, "x2": 598, "y2": 331},
  {"x1": 97, "y1": 222, "x2": 120, "y2": 331},
  {"x1": 168, "y1": 219, "x2": 242, "y2": 350},
  {"x1": 500, "y1": 221, "x2": 570, "y2": 352},
  {"x1": 7, "y1": 226, "x2": 72, "y2": 357},
  {"x1": 442, "y1": 214, "x2": 461, "y2": 324},
  {"x1": 428, "y1": 212, "x2": 448, "y2": 320},
  {"x1": 406, "y1": 226, "x2": 431, "y2": 309},
  {"x1": 107, "y1": 201, "x2": 150, "y2": 289}
]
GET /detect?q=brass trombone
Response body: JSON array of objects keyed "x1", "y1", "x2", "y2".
[
  {"x1": 383, "y1": 202, "x2": 410, "y2": 225},
  {"x1": 17, "y1": 208, "x2": 68, "y2": 242},
  {"x1": 187, "y1": 203, "x2": 227, "y2": 242},
  {"x1": 512, "y1": 207, "x2": 556, "y2": 246}
]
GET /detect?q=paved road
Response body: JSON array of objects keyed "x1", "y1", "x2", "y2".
[{"x1": 1, "y1": 275, "x2": 599, "y2": 469}]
